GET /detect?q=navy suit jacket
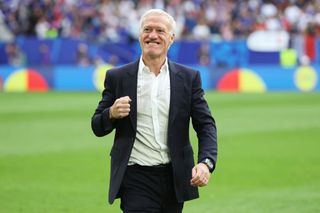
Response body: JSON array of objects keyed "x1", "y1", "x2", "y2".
[{"x1": 91, "y1": 59, "x2": 217, "y2": 204}]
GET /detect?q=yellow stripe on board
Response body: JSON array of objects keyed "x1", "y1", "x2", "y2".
[
  {"x1": 240, "y1": 69, "x2": 266, "y2": 92},
  {"x1": 4, "y1": 69, "x2": 27, "y2": 92}
]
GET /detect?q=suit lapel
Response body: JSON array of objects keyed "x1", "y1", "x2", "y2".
[
  {"x1": 122, "y1": 60, "x2": 139, "y2": 131},
  {"x1": 168, "y1": 61, "x2": 185, "y2": 127}
]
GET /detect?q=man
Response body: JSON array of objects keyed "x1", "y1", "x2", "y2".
[{"x1": 91, "y1": 9, "x2": 217, "y2": 213}]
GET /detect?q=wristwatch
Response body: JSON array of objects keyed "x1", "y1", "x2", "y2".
[{"x1": 202, "y1": 158, "x2": 214, "y2": 171}]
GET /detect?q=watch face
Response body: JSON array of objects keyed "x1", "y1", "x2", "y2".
[{"x1": 205, "y1": 159, "x2": 213, "y2": 169}]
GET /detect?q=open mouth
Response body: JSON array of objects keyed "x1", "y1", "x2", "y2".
[{"x1": 146, "y1": 41, "x2": 160, "y2": 45}]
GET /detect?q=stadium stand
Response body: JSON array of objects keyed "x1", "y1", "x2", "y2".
[{"x1": 0, "y1": 0, "x2": 320, "y2": 66}]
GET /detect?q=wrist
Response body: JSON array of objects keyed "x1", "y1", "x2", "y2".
[
  {"x1": 109, "y1": 107, "x2": 115, "y2": 119},
  {"x1": 201, "y1": 158, "x2": 214, "y2": 172}
]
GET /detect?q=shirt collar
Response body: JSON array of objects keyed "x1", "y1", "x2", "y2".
[{"x1": 139, "y1": 57, "x2": 169, "y2": 75}]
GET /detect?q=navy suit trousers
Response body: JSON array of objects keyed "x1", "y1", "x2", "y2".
[{"x1": 119, "y1": 164, "x2": 184, "y2": 213}]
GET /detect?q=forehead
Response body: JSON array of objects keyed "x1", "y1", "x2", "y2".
[{"x1": 141, "y1": 14, "x2": 171, "y2": 30}]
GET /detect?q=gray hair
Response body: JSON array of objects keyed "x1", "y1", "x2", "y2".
[{"x1": 139, "y1": 9, "x2": 176, "y2": 36}]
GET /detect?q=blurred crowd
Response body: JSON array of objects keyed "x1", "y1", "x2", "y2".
[{"x1": 0, "y1": 0, "x2": 320, "y2": 43}]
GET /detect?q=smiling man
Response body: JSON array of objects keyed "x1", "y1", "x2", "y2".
[{"x1": 91, "y1": 9, "x2": 218, "y2": 213}]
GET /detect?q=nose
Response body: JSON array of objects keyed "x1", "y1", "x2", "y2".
[{"x1": 148, "y1": 29, "x2": 158, "y2": 38}]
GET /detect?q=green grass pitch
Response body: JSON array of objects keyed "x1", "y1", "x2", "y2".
[{"x1": 0, "y1": 92, "x2": 320, "y2": 213}]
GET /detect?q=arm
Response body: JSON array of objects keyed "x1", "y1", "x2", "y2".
[
  {"x1": 91, "y1": 71, "x2": 117, "y2": 137},
  {"x1": 91, "y1": 71, "x2": 132, "y2": 137},
  {"x1": 190, "y1": 71, "x2": 218, "y2": 186}
]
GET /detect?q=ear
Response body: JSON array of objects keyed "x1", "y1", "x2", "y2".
[
  {"x1": 168, "y1": 34, "x2": 175, "y2": 50},
  {"x1": 170, "y1": 33, "x2": 175, "y2": 45}
]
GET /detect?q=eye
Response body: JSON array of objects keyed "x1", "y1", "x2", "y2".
[
  {"x1": 143, "y1": 27, "x2": 152, "y2": 33},
  {"x1": 157, "y1": 28, "x2": 166, "y2": 34}
]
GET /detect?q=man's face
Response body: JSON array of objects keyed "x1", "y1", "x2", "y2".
[{"x1": 139, "y1": 14, "x2": 174, "y2": 59}]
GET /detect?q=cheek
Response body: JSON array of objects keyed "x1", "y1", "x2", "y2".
[
  {"x1": 139, "y1": 35, "x2": 146, "y2": 44},
  {"x1": 165, "y1": 40, "x2": 172, "y2": 48}
]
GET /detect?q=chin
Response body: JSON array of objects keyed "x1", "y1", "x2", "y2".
[
  {"x1": 147, "y1": 54, "x2": 160, "y2": 59},
  {"x1": 145, "y1": 51, "x2": 160, "y2": 58}
]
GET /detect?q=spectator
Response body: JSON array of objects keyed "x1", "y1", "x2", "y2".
[
  {"x1": 76, "y1": 43, "x2": 91, "y2": 66},
  {"x1": 198, "y1": 42, "x2": 211, "y2": 65},
  {"x1": 0, "y1": 10, "x2": 13, "y2": 42},
  {"x1": 39, "y1": 43, "x2": 51, "y2": 65},
  {"x1": 1, "y1": 0, "x2": 320, "y2": 45},
  {"x1": 5, "y1": 43, "x2": 26, "y2": 66},
  {"x1": 192, "y1": 17, "x2": 211, "y2": 40},
  {"x1": 35, "y1": 16, "x2": 50, "y2": 39}
]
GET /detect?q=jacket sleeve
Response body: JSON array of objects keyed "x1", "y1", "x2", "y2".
[
  {"x1": 91, "y1": 70, "x2": 117, "y2": 137},
  {"x1": 191, "y1": 71, "x2": 218, "y2": 171}
]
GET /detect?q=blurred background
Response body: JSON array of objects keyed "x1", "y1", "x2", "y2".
[
  {"x1": 1, "y1": 1, "x2": 320, "y2": 213},
  {"x1": 0, "y1": 0, "x2": 319, "y2": 91}
]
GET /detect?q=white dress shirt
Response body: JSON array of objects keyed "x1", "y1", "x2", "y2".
[{"x1": 128, "y1": 57, "x2": 171, "y2": 166}]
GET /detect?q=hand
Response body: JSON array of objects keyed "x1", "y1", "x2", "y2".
[
  {"x1": 190, "y1": 163, "x2": 211, "y2": 187},
  {"x1": 109, "y1": 96, "x2": 131, "y2": 119}
]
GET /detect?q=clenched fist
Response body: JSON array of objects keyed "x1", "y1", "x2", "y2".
[
  {"x1": 190, "y1": 163, "x2": 211, "y2": 187},
  {"x1": 109, "y1": 96, "x2": 131, "y2": 119}
]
